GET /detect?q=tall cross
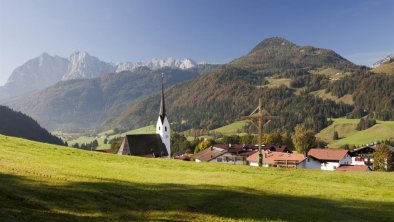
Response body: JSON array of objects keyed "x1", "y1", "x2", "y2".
[{"x1": 241, "y1": 98, "x2": 279, "y2": 167}]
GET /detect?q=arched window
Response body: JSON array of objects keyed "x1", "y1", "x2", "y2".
[
  {"x1": 159, "y1": 127, "x2": 160, "y2": 130},
  {"x1": 165, "y1": 126, "x2": 167, "y2": 131}
]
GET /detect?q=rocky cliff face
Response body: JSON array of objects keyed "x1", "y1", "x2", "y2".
[
  {"x1": 0, "y1": 53, "x2": 69, "y2": 101},
  {"x1": 62, "y1": 52, "x2": 116, "y2": 80},
  {"x1": 0, "y1": 52, "x2": 199, "y2": 102}
]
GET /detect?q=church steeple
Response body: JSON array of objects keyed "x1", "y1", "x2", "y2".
[
  {"x1": 156, "y1": 73, "x2": 170, "y2": 157},
  {"x1": 159, "y1": 73, "x2": 166, "y2": 122}
]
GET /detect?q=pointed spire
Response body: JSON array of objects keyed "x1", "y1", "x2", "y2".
[{"x1": 159, "y1": 73, "x2": 166, "y2": 122}]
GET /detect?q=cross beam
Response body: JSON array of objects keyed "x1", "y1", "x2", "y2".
[{"x1": 241, "y1": 98, "x2": 279, "y2": 167}]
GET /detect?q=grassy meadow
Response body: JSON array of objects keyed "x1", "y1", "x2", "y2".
[
  {"x1": 1, "y1": 134, "x2": 394, "y2": 221},
  {"x1": 317, "y1": 118, "x2": 394, "y2": 147},
  {"x1": 211, "y1": 120, "x2": 248, "y2": 135}
]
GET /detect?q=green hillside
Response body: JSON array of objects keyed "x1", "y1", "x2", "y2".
[
  {"x1": 212, "y1": 120, "x2": 248, "y2": 135},
  {"x1": 1, "y1": 135, "x2": 393, "y2": 221},
  {"x1": 316, "y1": 118, "x2": 394, "y2": 147},
  {"x1": 0, "y1": 105, "x2": 64, "y2": 145}
]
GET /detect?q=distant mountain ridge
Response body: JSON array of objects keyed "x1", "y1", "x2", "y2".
[
  {"x1": 372, "y1": 54, "x2": 394, "y2": 68},
  {"x1": 371, "y1": 53, "x2": 394, "y2": 75},
  {"x1": 6, "y1": 65, "x2": 213, "y2": 131},
  {"x1": 104, "y1": 37, "x2": 360, "y2": 132},
  {"x1": 0, "y1": 52, "x2": 200, "y2": 101},
  {"x1": 62, "y1": 52, "x2": 116, "y2": 80}
]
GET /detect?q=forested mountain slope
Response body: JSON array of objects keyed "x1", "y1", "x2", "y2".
[
  {"x1": 105, "y1": 37, "x2": 364, "y2": 133},
  {"x1": 7, "y1": 65, "x2": 213, "y2": 131},
  {"x1": 0, "y1": 105, "x2": 63, "y2": 145}
]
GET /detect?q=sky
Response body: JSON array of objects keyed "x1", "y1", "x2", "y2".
[{"x1": 0, "y1": 0, "x2": 393, "y2": 85}]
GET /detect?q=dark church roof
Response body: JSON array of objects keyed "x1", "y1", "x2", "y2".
[
  {"x1": 159, "y1": 74, "x2": 166, "y2": 123},
  {"x1": 118, "y1": 134, "x2": 168, "y2": 157}
]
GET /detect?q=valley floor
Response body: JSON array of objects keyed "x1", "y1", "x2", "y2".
[{"x1": 0, "y1": 135, "x2": 393, "y2": 222}]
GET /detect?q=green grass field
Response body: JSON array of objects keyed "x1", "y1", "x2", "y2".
[
  {"x1": 212, "y1": 120, "x2": 248, "y2": 135},
  {"x1": 316, "y1": 118, "x2": 394, "y2": 147},
  {"x1": 1, "y1": 135, "x2": 393, "y2": 221}
]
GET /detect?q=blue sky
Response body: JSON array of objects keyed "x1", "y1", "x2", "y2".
[{"x1": 0, "y1": 0, "x2": 393, "y2": 85}]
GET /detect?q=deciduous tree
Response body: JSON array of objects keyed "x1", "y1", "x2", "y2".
[
  {"x1": 292, "y1": 124, "x2": 316, "y2": 154},
  {"x1": 373, "y1": 144, "x2": 392, "y2": 171}
]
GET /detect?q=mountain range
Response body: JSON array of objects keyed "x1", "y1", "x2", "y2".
[
  {"x1": 0, "y1": 52, "x2": 198, "y2": 101},
  {"x1": 104, "y1": 37, "x2": 394, "y2": 133},
  {"x1": 6, "y1": 65, "x2": 213, "y2": 131},
  {"x1": 2, "y1": 37, "x2": 394, "y2": 133}
]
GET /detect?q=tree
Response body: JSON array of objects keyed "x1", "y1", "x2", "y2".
[
  {"x1": 373, "y1": 144, "x2": 392, "y2": 171},
  {"x1": 240, "y1": 134, "x2": 255, "y2": 145},
  {"x1": 281, "y1": 131, "x2": 294, "y2": 150},
  {"x1": 333, "y1": 131, "x2": 339, "y2": 140},
  {"x1": 171, "y1": 132, "x2": 192, "y2": 154},
  {"x1": 341, "y1": 144, "x2": 350, "y2": 150},
  {"x1": 291, "y1": 124, "x2": 316, "y2": 154},
  {"x1": 221, "y1": 135, "x2": 241, "y2": 144},
  {"x1": 194, "y1": 139, "x2": 214, "y2": 154}
]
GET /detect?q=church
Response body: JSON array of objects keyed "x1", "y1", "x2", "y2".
[{"x1": 117, "y1": 75, "x2": 171, "y2": 158}]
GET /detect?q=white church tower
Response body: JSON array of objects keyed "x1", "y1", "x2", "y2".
[{"x1": 156, "y1": 74, "x2": 171, "y2": 157}]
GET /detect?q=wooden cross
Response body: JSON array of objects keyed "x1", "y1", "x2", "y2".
[{"x1": 241, "y1": 98, "x2": 280, "y2": 167}]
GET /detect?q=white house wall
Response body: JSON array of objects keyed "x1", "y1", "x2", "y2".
[{"x1": 305, "y1": 158, "x2": 321, "y2": 169}]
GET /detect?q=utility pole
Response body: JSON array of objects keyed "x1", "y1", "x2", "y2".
[{"x1": 241, "y1": 98, "x2": 279, "y2": 167}]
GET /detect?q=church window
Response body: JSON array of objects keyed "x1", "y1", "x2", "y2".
[
  {"x1": 159, "y1": 127, "x2": 161, "y2": 130},
  {"x1": 165, "y1": 126, "x2": 167, "y2": 131}
]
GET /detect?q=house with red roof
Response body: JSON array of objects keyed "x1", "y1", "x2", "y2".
[
  {"x1": 247, "y1": 151, "x2": 307, "y2": 168},
  {"x1": 306, "y1": 148, "x2": 351, "y2": 171}
]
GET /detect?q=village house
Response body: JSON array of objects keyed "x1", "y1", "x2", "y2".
[
  {"x1": 349, "y1": 144, "x2": 394, "y2": 167},
  {"x1": 247, "y1": 151, "x2": 306, "y2": 168},
  {"x1": 306, "y1": 148, "x2": 351, "y2": 171},
  {"x1": 192, "y1": 144, "x2": 255, "y2": 164}
]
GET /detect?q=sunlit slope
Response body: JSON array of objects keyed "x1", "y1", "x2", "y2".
[
  {"x1": 0, "y1": 135, "x2": 393, "y2": 221},
  {"x1": 316, "y1": 118, "x2": 394, "y2": 147}
]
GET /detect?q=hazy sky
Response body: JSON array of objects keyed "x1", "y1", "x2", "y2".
[{"x1": 1, "y1": 0, "x2": 393, "y2": 85}]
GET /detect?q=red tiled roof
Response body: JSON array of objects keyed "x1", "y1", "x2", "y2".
[
  {"x1": 247, "y1": 151, "x2": 306, "y2": 164},
  {"x1": 246, "y1": 151, "x2": 259, "y2": 162},
  {"x1": 308, "y1": 148, "x2": 348, "y2": 161},
  {"x1": 336, "y1": 165, "x2": 370, "y2": 171}
]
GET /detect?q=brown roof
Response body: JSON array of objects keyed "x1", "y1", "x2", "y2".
[
  {"x1": 192, "y1": 144, "x2": 252, "y2": 162},
  {"x1": 247, "y1": 151, "x2": 306, "y2": 164},
  {"x1": 251, "y1": 144, "x2": 291, "y2": 153},
  {"x1": 336, "y1": 165, "x2": 370, "y2": 171},
  {"x1": 192, "y1": 146, "x2": 227, "y2": 162},
  {"x1": 308, "y1": 148, "x2": 348, "y2": 161}
]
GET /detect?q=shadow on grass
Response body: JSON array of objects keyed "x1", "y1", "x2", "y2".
[{"x1": 0, "y1": 173, "x2": 393, "y2": 222}]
